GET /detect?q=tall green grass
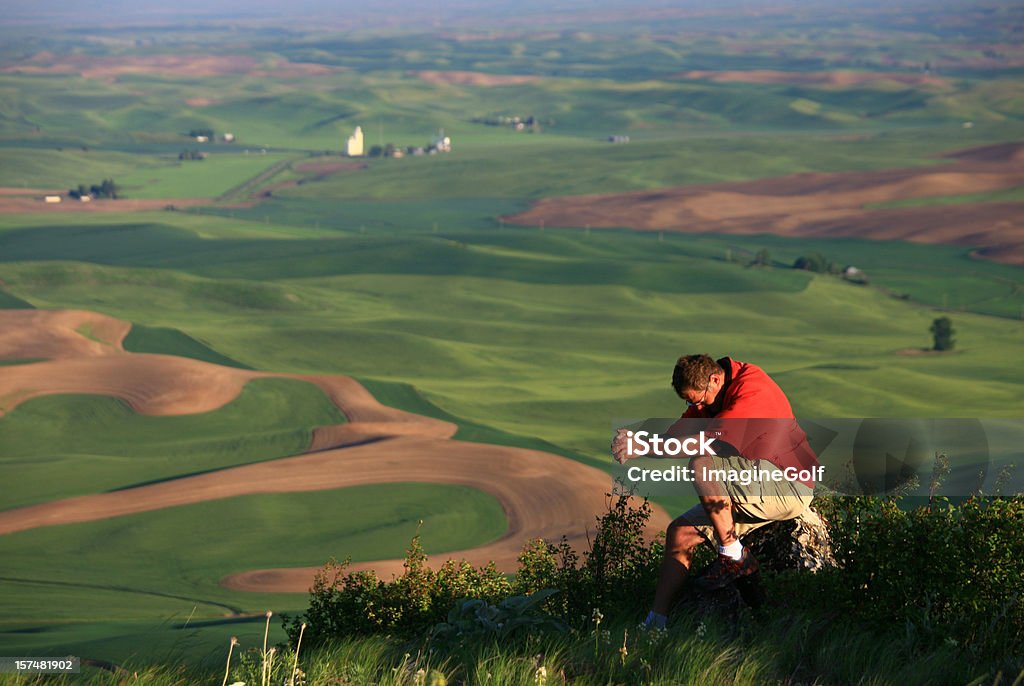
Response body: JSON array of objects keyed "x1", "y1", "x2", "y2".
[{"x1": 1, "y1": 608, "x2": 1014, "y2": 685}]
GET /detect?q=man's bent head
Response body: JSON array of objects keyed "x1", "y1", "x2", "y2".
[{"x1": 672, "y1": 354, "x2": 725, "y2": 408}]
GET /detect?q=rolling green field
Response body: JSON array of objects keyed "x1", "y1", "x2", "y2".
[
  {"x1": 0, "y1": 483, "x2": 507, "y2": 664},
  {"x1": 0, "y1": 378, "x2": 345, "y2": 508},
  {"x1": 1, "y1": 6, "x2": 1023, "y2": 670}
]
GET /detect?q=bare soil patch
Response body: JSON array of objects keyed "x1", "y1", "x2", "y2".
[
  {"x1": 0, "y1": 188, "x2": 61, "y2": 197},
  {"x1": 945, "y1": 142, "x2": 1024, "y2": 164},
  {"x1": 678, "y1": 69, "x2": 953, "y2": 89},
  {"x1": 293, "y1": 160, "x2": 366, "y2": 176},
  {"x1": 895, "y1": 348, "x2": 960, "y2": 356},
  {"x1": 505, "y1": 142, "x2": 1024, "y2": 265},
  {"x1": 0, "y1": 310, "x2": 130, "y2": 362},
  {"x1": 0, "y1": 194, "x2": 208, "y2": 214},
  {"x1": 1, "y1": 53, "x2": 340, "y2": 81},
  {"x1": 415, "y1": 70, "x2": 541, "y2": 87},
  {"x1": 0, "y1": 309, "x2": 663, "y2": 590}
]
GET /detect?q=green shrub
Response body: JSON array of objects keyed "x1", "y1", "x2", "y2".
[
  {"x1": 290, "y1": 478, "x2": 1022, "y2": 670},
  {"x1": 512, "y1": 492, "x2": 664, "y2": 625},
  {"x1": 288, "y1": 493, "x2": 663, "y2": 646},
  {"x1": 814, "y1": 490, "x2": 1024, "y2": 662},
  {"x1": 429, "y1": 589, "x2": 567, "y2": 650},
  {"x1": 284, "y1": 528, "x2": 513, "y2": 646}
]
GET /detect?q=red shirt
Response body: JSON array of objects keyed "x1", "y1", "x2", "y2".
[{"x1": 667, "y1": 357, "x2": 819, "y2": 486}]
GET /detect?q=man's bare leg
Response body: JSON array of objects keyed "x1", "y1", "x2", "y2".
[
  {"x1": 651, "y1": 517, "x2": 707, "y2": 616},
  {"x1": 647, "y1": 456, "x2": 742, "y2": 626},
  {"x1": 690, "y1": 455, "x2": 738, "y2": 547}
]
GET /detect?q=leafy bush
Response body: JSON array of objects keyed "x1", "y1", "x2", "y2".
[
  {"x1": 284, "y1": 529, "x2": 512, "y2": 646},
  {"x1": 429, "y1": 589, "x2": 567, "y2": 649},
  {"x1": 290, "y1": 482, "x2": 1021, "y2": 667},
  {"x1": 814, "y1": 490, "x2": 1024, "y2": 661},
  {"x1": 513, "y1": 492, "x2": 664, "y2": 625},
  {"x1": 287, "y1": 493, "x2": 662, "y2": 646}
]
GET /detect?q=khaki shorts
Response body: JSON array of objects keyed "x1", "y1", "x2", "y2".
[{"x1": 680, "y1": 454, "x2": 815, "y2": 543}]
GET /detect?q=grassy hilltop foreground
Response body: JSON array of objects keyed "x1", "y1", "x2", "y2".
[{"x1": 0, "y1": 1, "x2": 1022, "y2": 682}]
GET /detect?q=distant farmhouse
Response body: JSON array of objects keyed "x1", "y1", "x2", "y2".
[
  {"x1": 364, "y1": 129, "x2": 453, "y2": 159},
  {"x1": 346, "y1": 126, "x2": 364, "y2": 157},
  {"x1": 432, "y1": 131, "x2": 452, "y2": 153}
]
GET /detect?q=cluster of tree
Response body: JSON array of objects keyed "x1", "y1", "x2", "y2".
[
  {"x1": 793, "y1": 252, "x2": 835, "y2": 273},
  {"x1": 68, "y1": 179, "x2": 119, "y2": 199},
  {"x1": 472, "y1": 115, "x2": 541, "y2": 132},
  {"x1": 179, "y1": 150, "x2": 206, "y2": 161},
  {"x1": 750, "y1": 248, "x2": 771, "y2": 267},
  {"x1": 188, "y1": 128, "x2": 214, "y2": 139},
  {"x1": 367, "y1": 142, "x2": 449, "y2": 158},
  {"x1": 723, "y1": 247, "x2": 772, "y2": 267},
  {"x1": 367, "y1": 143, "x2": 398, "y2": 158}
]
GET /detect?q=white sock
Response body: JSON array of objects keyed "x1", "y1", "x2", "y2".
[
  {"x1": 644, "y1": 611, "x2": 667, "y2": 630},
  {"x1": 719, "y1": 540, "x2": 743, "y2": 560}
]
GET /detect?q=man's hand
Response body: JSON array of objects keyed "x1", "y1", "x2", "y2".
[{"x1": 611, "y1": 428, "x2": 633, "y2": 465}]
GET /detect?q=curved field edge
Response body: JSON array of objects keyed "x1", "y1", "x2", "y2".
[
  {"x1": 122, "y1": 323, "x2": 252, "y2": 369},
  {"x1": 0, "y1": 378, "x2": 345, "y2": 509},
  {"x1": 0, "y1": 483, "x2": 508, "y2": 660}
]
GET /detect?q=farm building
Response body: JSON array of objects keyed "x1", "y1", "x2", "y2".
[{"x1": 346, "y1": 126, "x2": 364, "y2": 157}]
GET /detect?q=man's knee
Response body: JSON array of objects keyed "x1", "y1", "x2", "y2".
[{"x1": 665, "y1": 519, "x2": 706, "y2": 557}]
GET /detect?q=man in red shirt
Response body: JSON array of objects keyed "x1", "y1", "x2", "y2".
[{"x1": 613, "y1": 354, "x2": 819, "y2": 630}]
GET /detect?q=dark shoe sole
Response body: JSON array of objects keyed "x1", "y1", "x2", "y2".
[{"x1": 735, "y1": 569, "x2": 767, "y2": 608}]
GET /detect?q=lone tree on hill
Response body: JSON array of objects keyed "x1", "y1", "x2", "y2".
[{"x1": 930, "y1": 316, "x2": 955, "y2": 351}]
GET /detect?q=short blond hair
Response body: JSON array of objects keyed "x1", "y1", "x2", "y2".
[{"x1": 671, "y1": 354, "x2": 723, "y2": 396}]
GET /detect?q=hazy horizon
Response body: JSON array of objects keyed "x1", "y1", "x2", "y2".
[{"x1": 1, "y1": 0, "x2": 967, "y2": 32}]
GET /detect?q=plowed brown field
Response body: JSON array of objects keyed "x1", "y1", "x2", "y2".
[
  {"x1": 1, "y1": 53, "x2": 340, "y2": 81},
  {"x1": 506, "y1": 142, "x2": 1024, "y2": 265},
  {"x1": 0, "y1": 194, "x2": 208, "y2": 214}
]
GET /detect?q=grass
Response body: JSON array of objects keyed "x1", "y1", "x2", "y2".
[
  {"x1": 1, "y1": 605, "x2": 1017, "y2": 684},
  {"x1": 0, "y1": 483, "x2": 507, "y2": 663},
  {"x1": 1, "y1": 224, "x2": 1021, "y2": 451},
  {"x1": 0, "y1": 286, "x2": 33, "y2": 308},
  {"x1": 116, "y1": 152, "x2": 297, "y2": 199},
  {"x1": 0, "y1": 148, "x2": 155, "y2": 189},
  {"x1": 1, "y1": 16, "x2": 1023, "y2": 673},
  {"x1": 866, "y1": 185, "x2": 1024, "y2": 209},
  {"x1": 0, "y1": 378, "x2": 344, "y2": 508},
  {"x1": 0, "y1": 147, "x2": 296, "y2": 200},
  {"x1": 122, "y1": 322, "x2": 252, "y2": 368},
  {"x1": 270, "y1": 131, "x2": 987, "y2": 202}
]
